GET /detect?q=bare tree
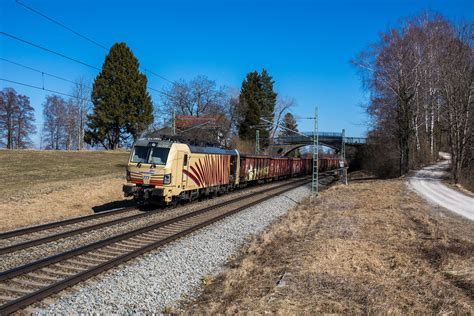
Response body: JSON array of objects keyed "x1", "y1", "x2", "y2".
[
  {"x1": 353, "y1": 23, "x2": 419, "y2": 175},
  {"x1": 71, "y1": 77, "x2": 91, "y2": 150},
  {"x1": 438, "y1": 22, "x2": 473, "y2": 183},
  {"x1": 159, "y1": 76, "x2": 232, "y2": 145},
  {"x1": 352, "y1": 13, "x2": 473, "y2": 184},
  {"x1": 271, "y1": 96, "x2": 296, "y2": 139},
  {"x1": 161, "y1": 76, "x2": 227, "y2": 118},
  {"x1": 15, "y1": 95, "x2": 36, "y2": 148},
  {"x1": 213, "y1": 86, "x2": 240, "y2": 136},
  {"x1": 0, "y1": 88, "x2": 18, "y2": 149},
  {"x1": 42, "y1": 95, "x2": 67, "y2": 150},
  {"x1": 64, "y1": 99, "x2": 80, "y2": 150},
  {"x1": 0, "y1": 88, "x2": 36, "y2": 149},
  {"x1": 0, "y1": 92, "x2": 4, "y2": 148}
]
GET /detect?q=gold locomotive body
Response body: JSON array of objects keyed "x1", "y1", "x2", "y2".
[{"x1": 123, "y1": 139, "x2": 240, "y2": 205}]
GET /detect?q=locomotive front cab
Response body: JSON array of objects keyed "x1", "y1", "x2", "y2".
[{"x1": 123, "y1": 139, "x2": 174, "y2": 204}]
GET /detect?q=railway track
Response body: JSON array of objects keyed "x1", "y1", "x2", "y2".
[
  {"x1": 0, "y1": 206, "x2": 137, "y2": 240},
  {"x1": 0, "y1": 179, "x2": 305, "y2": 256},
  {"x1": 0, "y1": 206, "x2": 142, "y2": 255},
  {"x1": 0, "y1": 178, "x2": 310, "y2": 313},
  {"x1": 0, "y1": 207, "x2": 149, "y2": 255}
]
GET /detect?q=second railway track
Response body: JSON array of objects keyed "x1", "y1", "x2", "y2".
[
  {"x1": 0, "y1": 206, "x2": 138, "y2": 240},
  {"x1": 0, "y1": 178, "x2": 310, "y2": 314},
  {"x1": 0, "y1": 178, "x2": 309, "y2": 256}
]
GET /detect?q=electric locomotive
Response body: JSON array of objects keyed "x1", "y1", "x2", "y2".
[{"x1": 123, "y1": 139, "x2": 239, "y2": 205}]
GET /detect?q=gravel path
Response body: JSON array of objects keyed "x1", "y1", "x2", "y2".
[
  {"x1": 33, "y1": 185, "x2": 311, "y2": 314},
  {"x1": 408, "y1": 157, "x2": 474, "y2": 221}
]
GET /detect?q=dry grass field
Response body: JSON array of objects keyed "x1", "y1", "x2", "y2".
[
  {"x1": 0, "y1": 150, "x2": 130, "y2": 231},
  {"x1": 185, "y1": 178, "x2": 473, "y2": 314}
]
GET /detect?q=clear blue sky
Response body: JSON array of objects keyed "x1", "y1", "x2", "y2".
[{"x1": 1, "y1": 0, "x2": 472, "y2": 147}]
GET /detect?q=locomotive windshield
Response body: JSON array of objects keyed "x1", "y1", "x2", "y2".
[
  {"x1": 131, "y1": 146, "x2": 170, "y2": 165},
  {"x1": 149, "y1": 147, "x2": 170, "y2": 165}
]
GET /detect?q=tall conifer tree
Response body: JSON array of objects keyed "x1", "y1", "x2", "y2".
[
  {"x1": 260, "y1": 69, "x2": 277, "y2": 135},
  {"x1": 280, "y1": 112, "x2": 298, "y2": 137},
  {"x1": 237, "y1": 69, "x2": 277, "y2": 147},
  {"x1": 86, "y1": 43, "x2": 153, "y2": 149},
  {"x1": 238, "y1": 71, "x2": 261, "y2": 141}
]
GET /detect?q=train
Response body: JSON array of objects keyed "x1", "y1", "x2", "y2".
[{"x1": 122, "y1": 139, "x2": 340, "y2": 205}]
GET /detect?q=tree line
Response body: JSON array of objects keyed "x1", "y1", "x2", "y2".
[
  {"x1": 1, "y1": 42, "x2": 298, "y2": 152},
  {"x1": 353, "y1": 12, "x2": 473, "y2": 188},
  {"x1": 0, "y1": 88, "x2": 36, "y2": 149},
  {"x1": 0, "y1": 78, "x2": 90, "y2": 150}
]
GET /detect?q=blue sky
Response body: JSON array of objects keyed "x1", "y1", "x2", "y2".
[{"x1": 1, "y1": 0, "x2": 472, "y2": 147}]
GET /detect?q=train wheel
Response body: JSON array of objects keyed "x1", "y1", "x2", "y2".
[{"x1": 168, "y1": 197, "x2": 178, "y2": 208}]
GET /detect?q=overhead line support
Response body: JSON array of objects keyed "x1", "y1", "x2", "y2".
[{"x1": 312, "y1": 107, "x2": 319, "y2": 196}]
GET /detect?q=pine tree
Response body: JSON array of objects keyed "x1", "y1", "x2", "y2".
[
  {"x1": 280, "y1": 112, "x2": 298, "y2": 137},
  {"x1": 237, "y1": 69, "x2": 277, "y2": 147},
  {"x1": 259, "y1": 69, "x2": 277, "y2": 146},
  {"x1": 237, "y1": 71, "x2": 262, "y2": 141},
  {"x1": 85, "y1": 42, "x2": 153, "y2": 149},
  {"x1": 280, "y1": 112, "x2": 300, "y2": 157}
]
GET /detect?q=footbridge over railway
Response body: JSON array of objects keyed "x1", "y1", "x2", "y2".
[{"x1": 268, "y1": 131, "x2": 366, "y2": 156}]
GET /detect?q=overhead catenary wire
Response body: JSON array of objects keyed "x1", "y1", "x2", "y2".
[
  {"x1": 0, "y1": 32, "x2": 100, "y2": 71},
  {"x1": 144, "y1": 68, "x2": 176, "y2": 85},
  {"x1": 0, "y1": 78, "x2": 91, "y2": 102},
  {"x1": 0, "y1": 57, "x2": 93, "y2": 89},
  {"x1": 0, "y1": 35, "x2": 178, "y2": 101},
  {"x1": 0, "y1": 76, "x2": 180, "y2": 126},
  {"x1": 15, "y1": 0, "x2": 108, "y2": 50},
  {"x1": 14, "y1": 0, "x2": 176, "y2": 85}
]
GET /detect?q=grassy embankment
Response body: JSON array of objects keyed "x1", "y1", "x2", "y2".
[
  {"x1": 185, "y1": 177, "x2": 473, "y2": 314},
  {"x1": 0, "y1": 150, "x2": 130, "y2": 231}
]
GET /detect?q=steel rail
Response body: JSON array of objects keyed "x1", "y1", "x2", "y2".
[
  {"x1": 0, "y1": 178, "x2": 307, "y2": 281},
  {"x1": 0, "y1": 208, "x2": 154, "y2": 255},
  {"x1": 0, "y1": 179, "x2": 309, "y2": 314},
  {"x1": 0, "y1": 207, "x2": 136, "y2": 240},
  {"x1": 0, "y1": 179, "x2": 303, "y2": 254}
]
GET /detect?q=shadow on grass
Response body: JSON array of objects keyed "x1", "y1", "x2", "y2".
[
  {"x1": 349, "y1": 177, "x2": 379, "y2": 181},
  {"x1": 422, "y1": 239, "x2": 474, "y2": 299},
  {"x1": 92, "y1": 199, "x2": 138, "y2": 213}
]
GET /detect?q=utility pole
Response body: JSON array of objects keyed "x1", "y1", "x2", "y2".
[
  {"x1": 260, "y1": 111, "x2": 319, "y2": 195},
  {"x1": 341, "y1": 128, "x2": 347, "y2": 185},
  {"x1": 255, "y1": 129, "x2": 260, "y2": 154},
  {"x1": 312, "y1": 107, "x2": 319, "y2": 196}
]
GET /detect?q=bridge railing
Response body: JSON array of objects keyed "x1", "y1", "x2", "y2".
[
  {"x1": 301, "y1": 132, "x2": 343, "y2": 137},
  {"x1": 274, "y1": 132, "x2": 366, "y2": 145},
  {"x1": 345, "y1": 137, "x2": 366, "y2": 144}
]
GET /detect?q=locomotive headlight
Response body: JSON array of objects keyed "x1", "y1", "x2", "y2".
[
  {"x1": 163, "y1": 173, "x2": 172, "y2": 185},
  {"x1": 126, "y1": 169, "x2": 131, "y2": 181}
]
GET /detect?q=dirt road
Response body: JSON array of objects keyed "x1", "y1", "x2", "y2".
[{"x1": 409, "y1": 159, "x2": 474, "y2": 221}]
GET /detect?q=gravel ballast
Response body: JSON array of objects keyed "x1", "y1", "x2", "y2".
[
  {"x1": 34, "y1": 185, "x2": 311, "y2": 313},
  {"x1": 0, "y1": 181, "x2": 296, "y2": 272}
]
